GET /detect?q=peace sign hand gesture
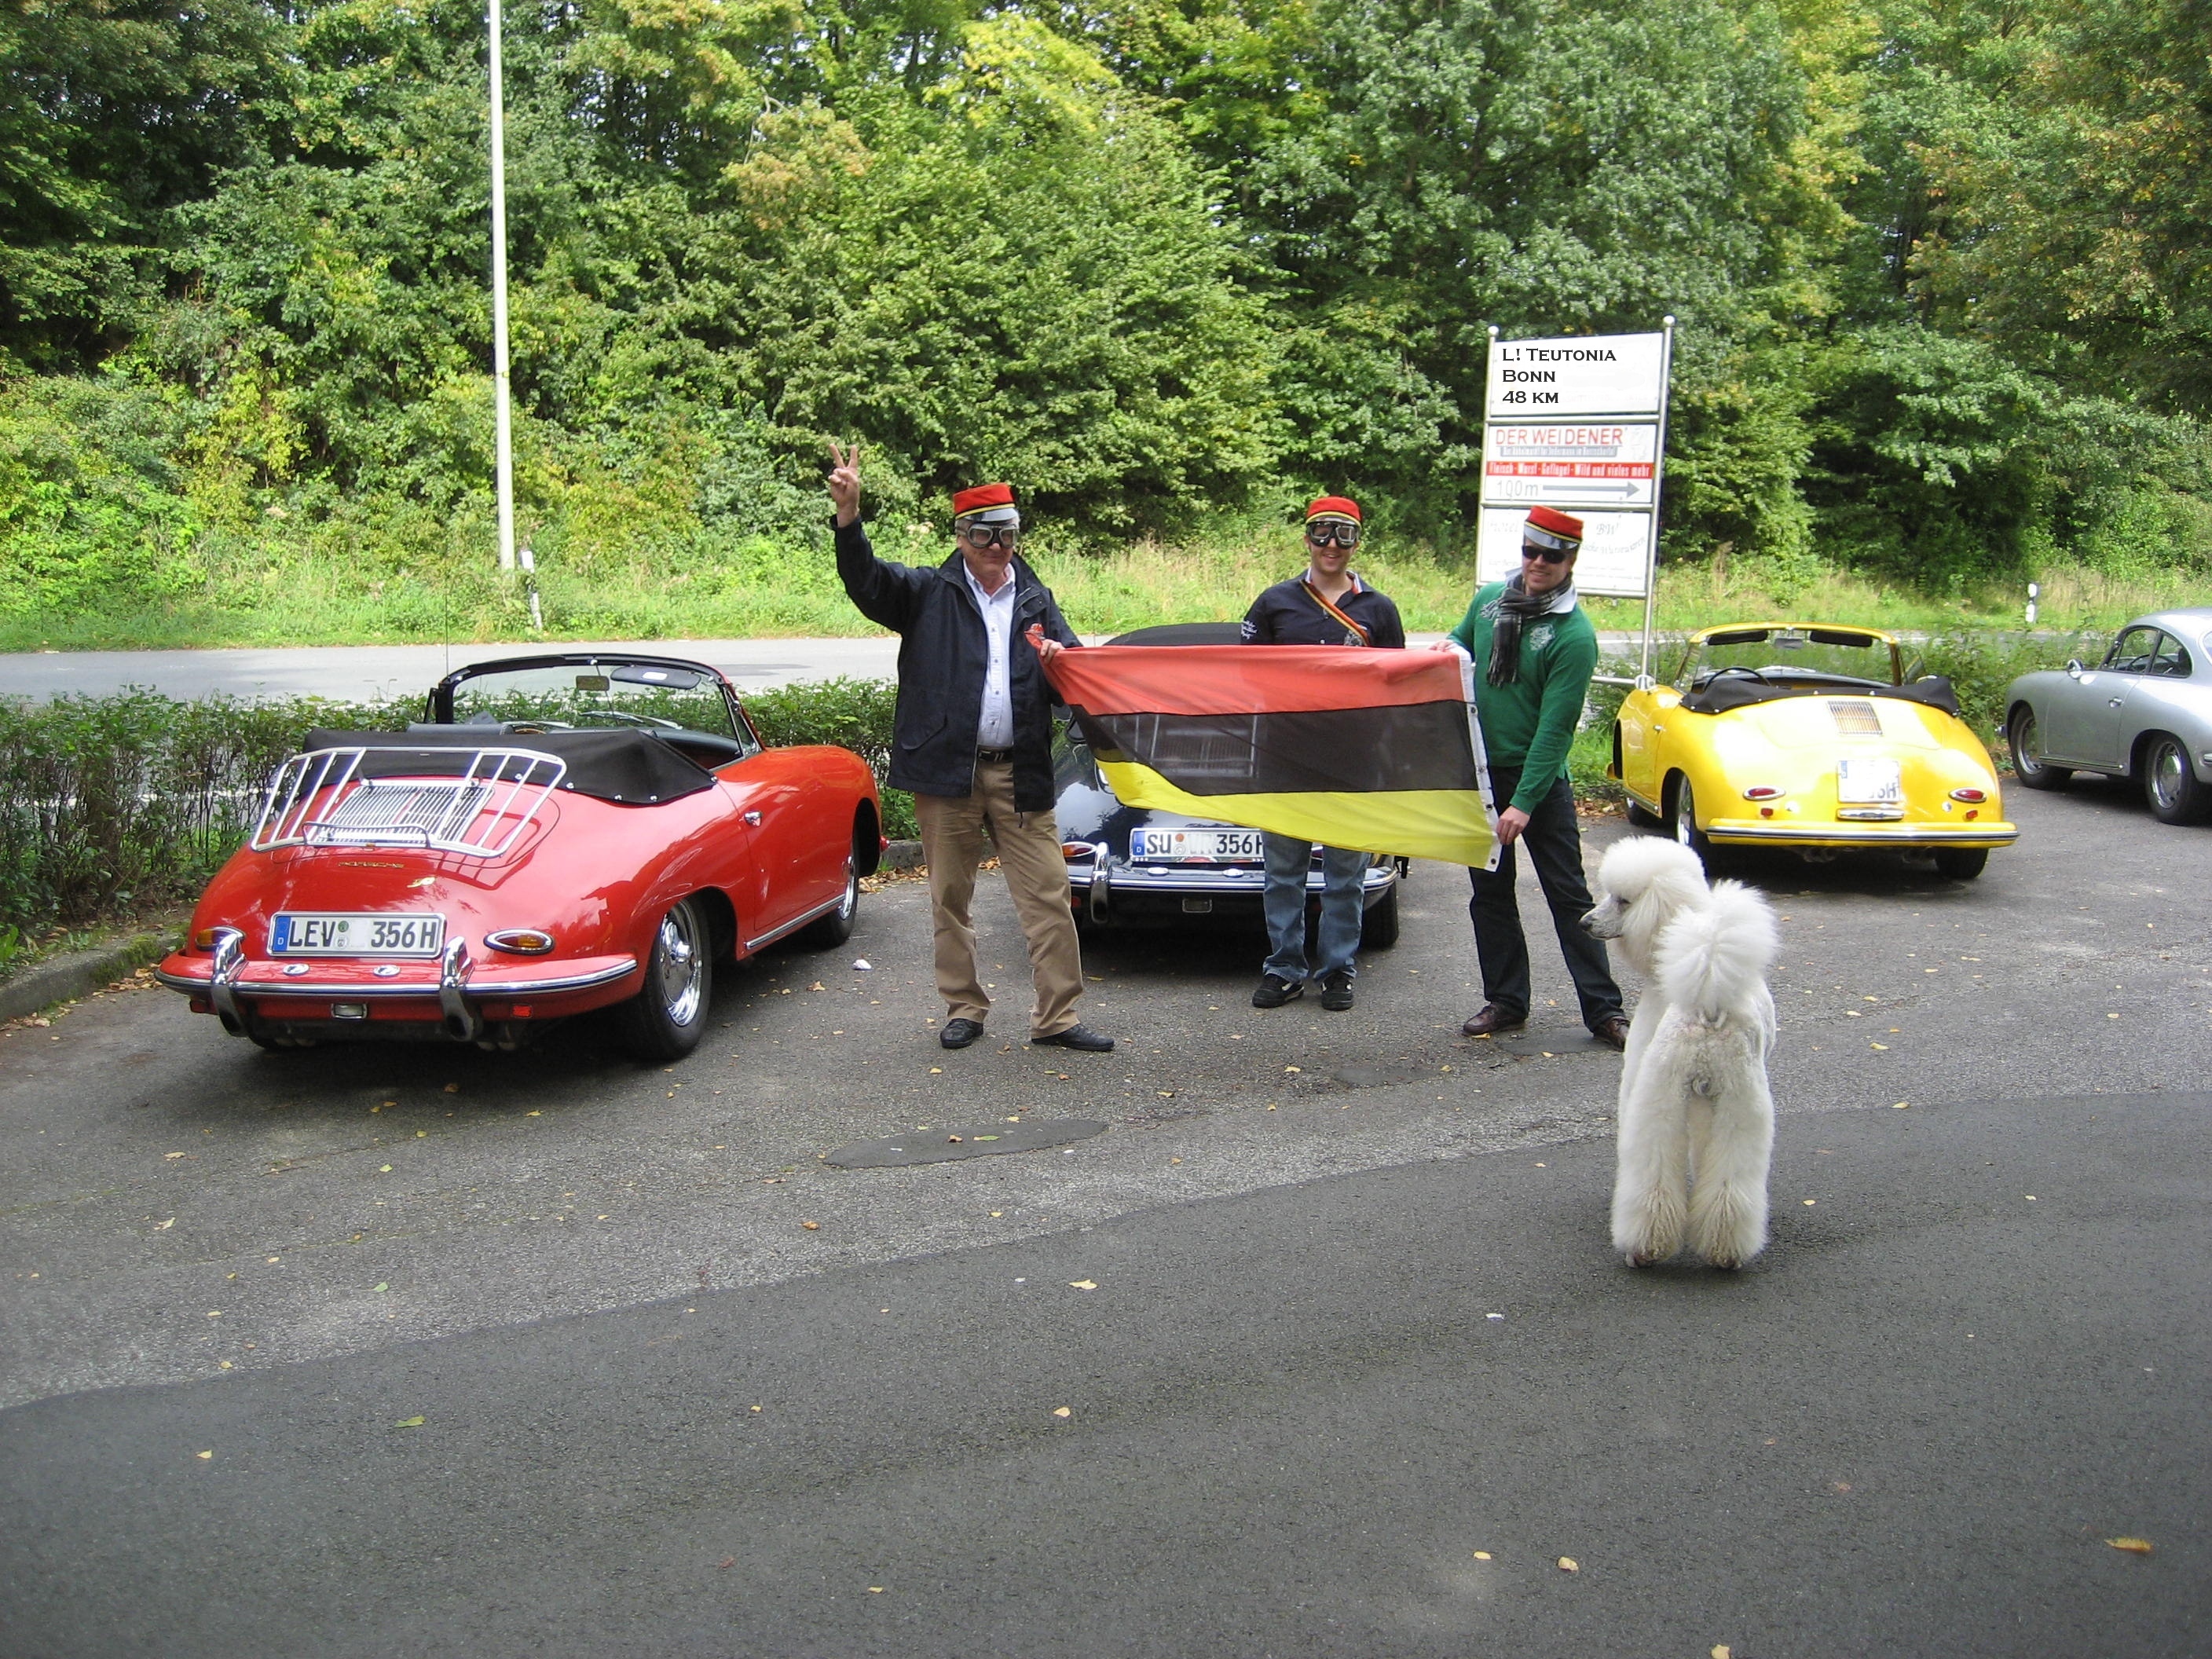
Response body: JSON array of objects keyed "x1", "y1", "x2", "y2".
[{"x1": 826, "y1": 440, "x2": 863, "y2": 527}]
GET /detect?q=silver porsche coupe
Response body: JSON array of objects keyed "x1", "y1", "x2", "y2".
[{"x1": 2003, "y1": 606, "x2": 2212, "y2": 824}]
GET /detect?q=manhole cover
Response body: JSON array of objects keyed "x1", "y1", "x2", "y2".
[
  {"x1": 1331, "y1": 1066, "x2": 1420, "y2": 1090},
  {"x1": 1481, "y1": 1029, "x2": 1600, "y2": 1058},
  {"x1": 825, "y1": 1119, "x2": 1108, "y2": 1170}
]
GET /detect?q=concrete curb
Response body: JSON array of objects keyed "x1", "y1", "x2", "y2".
[
  {"x1": 880, "y1": 840, "x2": 925, "y2": 872},
  {"x1": 0, "y1": 931, "x2": 178, "y2": 1023}
]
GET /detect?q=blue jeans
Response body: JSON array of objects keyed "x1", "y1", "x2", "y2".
[
  {"x1": 1467, "y1": 767, "x2": 1624, "y2": 1028},
  {"x1": 1262, "y1": 832, "x2": 1369, "y2": 980}
]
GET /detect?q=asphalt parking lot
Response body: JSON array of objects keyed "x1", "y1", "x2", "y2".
[{"x1": 2, "y1": 778, "x2": 2207, "y2": 1655}]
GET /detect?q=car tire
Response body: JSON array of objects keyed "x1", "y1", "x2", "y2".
[
  {"x1": 795, "y1": 857, "x2": 860, "y2": 948},
  {"x1": 1625, "y1": 798, "x2": 1665, "y2": 830},
  {"x1": 2008, "y1": 706, "x2": 2071, "y2": 789},
  {"x1": 2141, "y1": 733, "x2": 2210, "y2": 825},
  {"x1": 1668, "y1": 775, "x2": 1712, "y2": 862},
  {"x1": 1359, "y1": 884, "x2": 1401, "y2": 950},
  {"x1": 612, "y1": 896, "x2": 712, "y2": 1062},
  {"x1": 1933, "y1": 847, "x2": 1989, "y2": 880}
]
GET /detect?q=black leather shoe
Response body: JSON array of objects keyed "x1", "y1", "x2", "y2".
[
  {"x1": 939, "y1": 1018, "x2": 985, "y2": 1049},
  {"x1": 1251, "y1": 973, "x2": 1304, "y2": 1009},
  {"x1": 1590, "y1": 1014, "x2": 1631, "y2": 1051},
  {"x1": 1319, "y1": 969, "x2": 1355, "y2": 1011},
  {"x1": 1031, "y1": 1023, "x2": 1114, "y2": 1053},
  {"x1": 1461, "y1": 1003, "x2": 1526, "y2": 1038}
]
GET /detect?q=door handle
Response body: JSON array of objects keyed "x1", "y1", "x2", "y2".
[
  {"x1": 1653, "y1": 723, "x2": 1664, "y2": 732},
  {"x1": 2108, "y1": 698, "x2": 2124, "y2": 708},
  {"x1": 742, "y1": 811, "x2": 762, "y2": 826}
]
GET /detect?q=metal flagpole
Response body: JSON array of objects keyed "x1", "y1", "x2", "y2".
[
  {"x1": 1639, "y1": 316, "x2": 1675, "y2": 684},
  {"x1": 489, "y1": 0, "x2": 515, "y2": 573}
]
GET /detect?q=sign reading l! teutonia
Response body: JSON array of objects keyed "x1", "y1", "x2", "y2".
[{"x1": 1478, "y1": 324, "x2": 1675, "y2": 616}]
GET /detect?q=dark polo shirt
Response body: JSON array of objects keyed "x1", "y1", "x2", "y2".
[{"x1": 1241, "y1": 573, "x2": 1406, "y2": 648}]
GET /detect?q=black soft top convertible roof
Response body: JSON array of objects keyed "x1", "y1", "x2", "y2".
[
  {"x1": 303, "y1": 727, "x2": 715, "y2": 805},
  {"x1": 1677, "y1": 676, "x2": 1962, "y2": 716}
]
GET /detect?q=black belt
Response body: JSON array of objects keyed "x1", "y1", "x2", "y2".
[{"x1": 976, "y1": 746, "x2": 1015, "y2": 763}]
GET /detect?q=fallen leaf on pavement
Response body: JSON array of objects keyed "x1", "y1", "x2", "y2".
[
  {"x1": 800, "y1": 1220, "x2": 821, "y2": 1230},
  {"x1": 443, "y1": 1082, "x2": 459, "y2": 1093},
  {"x1": 394, "y1": 1416, "x2": 424, "y2": 1428},
  {"x1": 154, "y1": 1218, "x2": 174, "y2": 1230},
  {"x1": 165, "y1": 1152, "x2": 186, "y2": 1159},
  {"x1": 1069, "y1": 1279, "x2": 1097, "y2": 1290},
  {"x1": 1053, "y1": 1407, "x2": 1071, "y2": 1418},
  {"x1": 947, "y1": 1135, "x2": 962, "y2": 1143},
  {"x1": 1558, "y1": 1557, "x2": 1578, "y2": 1573},
  {"x1": 2107, "y1": 1536, "x2": 2154, "y2": 1554},
  {"x1": 372, "y1": 1282, "x2": 389, "y2": 1293},
  {"x1": 196, "y1": 1450, "x2": 212, "y2": 1459},
  {"x1": 1472, "y1": 1551, "x2": 1491, "y2": 1561},
  {"x1": 719, "y1": 1558, "x2": 735, "y2": 1569}
]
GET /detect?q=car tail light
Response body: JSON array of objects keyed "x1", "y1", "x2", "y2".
[
  {"x1": 485, "y1": 928, "x2": 556, "y2": 955},
  {"x1": 1949, "y1": 787, "x2": 1987, "y2": 803},
  {"x1": 1741, "y1": 786, "x2": 1782, "y2": 800},
  {"x1": 192, "y1": 927, "x2": 225, "y2": 950},
  {"x1": 1061, "y1": 842, "x2": 1093, "y2": 859}
]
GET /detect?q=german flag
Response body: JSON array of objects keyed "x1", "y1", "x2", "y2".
[{"x1": 1046, "y1": 646, "x2": 1499, "y2": 868}]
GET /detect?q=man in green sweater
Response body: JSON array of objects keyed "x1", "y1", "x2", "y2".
[{"x1": 1436, "y1": 505, "x2": 1628, "y2": 1049}]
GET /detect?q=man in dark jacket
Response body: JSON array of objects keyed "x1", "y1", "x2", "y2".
[{"x1": 828, "y1": 442, "x2": 1111, "y2": 1053}]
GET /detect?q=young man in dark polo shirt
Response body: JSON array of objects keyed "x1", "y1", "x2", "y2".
[{"x1": 1241, "y1": 495, "x2": 1405, "y2": 1011}]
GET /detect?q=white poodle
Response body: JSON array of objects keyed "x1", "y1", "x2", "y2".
[{"x1": 1583, "y1": 837, "x2": 1779, "y2": 1269}]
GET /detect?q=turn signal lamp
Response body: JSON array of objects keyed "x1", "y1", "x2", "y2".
[
  {"x1": 485, "y1": 928, "x2": 556, "y2": 955},
  {"x1": 1949, "y1": 787, "x2": 1988, "y2": 803},
  {"x1": 1741, "y1": 786, "x2": 1782, "y2": 800},
  {"x1": 192, "y1": 927, "x2": 225, "y2": 950},
  {"x1": 1060, "y1": 842, "x2": 1093, "y2": 859}
]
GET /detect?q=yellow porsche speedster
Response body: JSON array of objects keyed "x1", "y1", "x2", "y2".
[{"x1": 1608, "y1": 623, "x2": 2017, "y2": 877}]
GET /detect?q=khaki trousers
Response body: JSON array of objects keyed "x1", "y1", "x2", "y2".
[{"x1": 913, "y1": 759, "x2": 1085, "y2": 1037}]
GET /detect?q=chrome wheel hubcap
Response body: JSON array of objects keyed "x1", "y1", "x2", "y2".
[
  {"x1": 1674, "y1": 782, "x2": 1696, "y2": 846},
  {"x1": 656, "y1": 903, "x2": 704, "y2": 1026},
  {"x1": 837, "y1": 859, "x2": 857, "y2": 919},
  {"x1": 2152, "y1": 744, "x2": 2184, "y2": 808}
]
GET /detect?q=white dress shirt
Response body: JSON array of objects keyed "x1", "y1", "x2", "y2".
[{"x1": 965, "y1": 562, "x2": 1019, "y2": 749}]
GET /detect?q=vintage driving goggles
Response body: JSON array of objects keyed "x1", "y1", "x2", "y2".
[
  {"x1": 958, "y1": 522, "x2": 1022, "y2": 550},
  {"x1": 1305, "y1": 520, "x2": 1361, "y2": 548}
]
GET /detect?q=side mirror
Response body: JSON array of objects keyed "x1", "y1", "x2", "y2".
[{"x1": 2065, "y1": 660, "x2": 2083, "y2": 676}]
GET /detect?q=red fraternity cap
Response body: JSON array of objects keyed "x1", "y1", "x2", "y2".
[
  {"x1": 1524, "y1": 504, "x2": 1584, "y2": 549},
  {"x1": 952, "y1": 482, "x2": 1017, "y2": 518},
  {"x1": 1305, "y1": 495, "x2": 1362, "y2": 524}
]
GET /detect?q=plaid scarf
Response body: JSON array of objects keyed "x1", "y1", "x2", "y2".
[{"x1": 1486, "y1": 574, "x2": 1577, "y2": 687}]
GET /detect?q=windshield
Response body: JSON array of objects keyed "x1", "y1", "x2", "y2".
[
  {"x1": 442, "y1": 660, "x2": 738, "y2": 740},
  {"x1": 1676, "y1": 628, "x2": 1900, "y2": 690}
]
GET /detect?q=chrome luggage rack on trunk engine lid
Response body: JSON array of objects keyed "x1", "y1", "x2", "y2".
[{"x1": 251, "y1": 746, "x2": 565, "y2": 859}]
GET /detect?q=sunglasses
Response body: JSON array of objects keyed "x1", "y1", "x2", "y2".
[
  {"x1": 1521, "y1": 540, "x2": 1576, "y2": 564},
  {"x1": 959, "y1": 523, "x2": 1021, "y2": 550},
  {"x1": 1306, "y1": 522, "x2": 1361, "y2": 548}
]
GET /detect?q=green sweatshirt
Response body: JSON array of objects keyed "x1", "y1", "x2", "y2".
[{"x1": 1448, "y1": 581, "x2": 1599, "y2": 813}]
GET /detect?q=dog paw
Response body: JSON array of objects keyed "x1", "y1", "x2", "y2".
[{"x1": 1624, "y1": 1250, "x2": 1659, "y2": 1269}]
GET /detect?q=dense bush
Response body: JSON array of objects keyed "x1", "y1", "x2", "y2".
[
  {"x1": 6, "y1": 0, "x2": 2212, "y2": 639},
  {"x1": 0, "y1": 690, "x2": 397, "y2": 930},
  {"x1": 0, "y1": 677, "x2": 911, "y2": 936}
]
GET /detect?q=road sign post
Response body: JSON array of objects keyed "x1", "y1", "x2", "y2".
[{"x1": 1480, "y1": 320, "x2": 1675, "y2": 679}]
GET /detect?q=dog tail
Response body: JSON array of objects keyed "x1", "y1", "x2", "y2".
[{"x1": 1654, "y1": 880, "x2": 1778, "y2": 1026}]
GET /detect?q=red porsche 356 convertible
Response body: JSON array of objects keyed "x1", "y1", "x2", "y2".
[{"x1": 156, "y1": 653, "x2": 884, "y2": 1061}]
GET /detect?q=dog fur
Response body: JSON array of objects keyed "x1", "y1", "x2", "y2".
[{"x1": 1583, "y1": 838, "x2": 1779, "y2": 1269}]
